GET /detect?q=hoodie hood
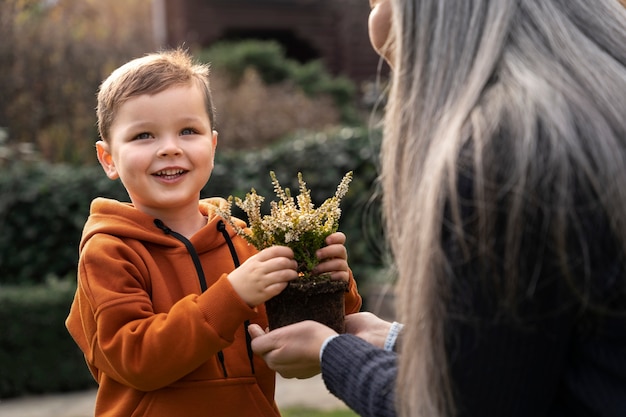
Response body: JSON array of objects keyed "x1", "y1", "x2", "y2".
[{"x1": 81, "y1": 197, "x2": 247, "y2": 253}]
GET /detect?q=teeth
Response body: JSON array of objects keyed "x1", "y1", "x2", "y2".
[{"x1": 156, "y1": 169, "x2": 184, "y2": 176}]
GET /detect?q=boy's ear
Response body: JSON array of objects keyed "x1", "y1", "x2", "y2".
[{"x1": 96, "y1": 140, "x2": 119, "y2": 180}]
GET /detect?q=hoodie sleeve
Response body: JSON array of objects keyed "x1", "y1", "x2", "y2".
[
  {"x1": 66, "y1": 233, "x2": 257, "y2": 392},
  {"x1": 344, "y1": 269, "x2": 363, "y2": 314}
]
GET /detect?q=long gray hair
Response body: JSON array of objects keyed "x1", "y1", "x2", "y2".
[{"x1": 379, "y1": 1, "x2": 626, "y2": 416}]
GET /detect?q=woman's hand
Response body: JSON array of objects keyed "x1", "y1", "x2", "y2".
[
  {"x1": 249, "y1": 321, "x2": 338, "y2": 379},
  {"x1": 345, "y1": 312, "x2": 394, "y2": 349}
]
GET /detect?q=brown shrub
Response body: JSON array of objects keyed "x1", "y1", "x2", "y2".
[{"x1": 211, "y1": 69, "x2": 341, "y2": 150}]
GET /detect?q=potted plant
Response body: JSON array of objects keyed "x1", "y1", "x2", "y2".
[{"x1": 216, "y1": 171, "x2": 353, "y2": 332}]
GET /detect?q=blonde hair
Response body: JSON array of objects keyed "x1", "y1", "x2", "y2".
[
  {"x1": 96, "y1": 48, "x2": 215, "y2": 141},
  {"x1": 380, "y1": 0, "x2": 626, "y2": 416}
]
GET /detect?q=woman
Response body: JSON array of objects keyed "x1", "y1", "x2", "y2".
[{"x1": 250, "y1": 0, "x2": 626, "y2": 416}]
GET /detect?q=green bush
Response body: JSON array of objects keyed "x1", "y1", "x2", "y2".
[
  {"x1": 289, "y1": 61, "x2": 359, "y2": 124},
  {"x1": 0, "y1": 126, "x2": 384, "y2": 287},
  {"x1": 0, "y1": 163, "x2": 127, "y2": 285},
  {"x1": 198, "y1": 40, "x2": 292, "y2": 85},
  {"x1": 197, "y1": 40, "x2": 358, "y2": 124},
  {"x1": 0, "y1": 279, "x2": 96, "y2": 398}
]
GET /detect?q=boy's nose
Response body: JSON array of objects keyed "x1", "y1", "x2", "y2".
[{"x1": 157, "y1": 136, "x2": 183, "y2": 157}]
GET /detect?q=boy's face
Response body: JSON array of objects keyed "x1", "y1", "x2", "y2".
[{"x1": 96, "y1": 83, "x2": 218, "y2": 218}]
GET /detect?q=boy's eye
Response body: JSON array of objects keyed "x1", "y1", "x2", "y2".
[
  {"x1": 181, "y1": 128, "x2": 196, "y2": 135},
  {"x1": 134, "y1": 132, "x2": 152, "y2": 140}
]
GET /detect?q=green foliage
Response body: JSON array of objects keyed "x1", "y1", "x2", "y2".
[
  {"x1": 0, "y1": 162, "x2": 127, "y2": 285},
  {"x1": 292, "y1": 230, "x2": 330, "y2": 276},
  {"x1": 290, "y1": 61, "x2": 359, "y2": 124},
  {"x1": 198, "y1": 40, "x2": 292, "y2": 85},
  {"x1": 290, "y1": 60, "x2": 355, "y2": 106},
  {"x1": 0, "y1": 126, "x2": 383, "y2": 287},
  {"x1": 0, "y1": 279, "x2": 96, "y2": 398},
  {"x1": 197, "y1": 40, "x2": 357, "y2": 124}
]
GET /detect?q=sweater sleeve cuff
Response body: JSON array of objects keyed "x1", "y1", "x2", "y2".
[
  {"x1": 384, "y1": 321, "x2": 404, "y2": 352},
  {"x1": 320, "y1": 334, "x2": 340, "y2": 363}
]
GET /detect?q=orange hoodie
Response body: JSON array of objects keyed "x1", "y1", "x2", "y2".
[{"x1": 66, "y1": 197, "x2": 362, "y2": 417}]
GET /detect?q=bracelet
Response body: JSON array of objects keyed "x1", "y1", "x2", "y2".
[{"x1": 384, "y1": 321, "x2": 404, "y2": 352}]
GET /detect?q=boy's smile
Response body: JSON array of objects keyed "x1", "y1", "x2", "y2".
[{"x1": 96, "y1": 83, "x2": 218, "y2": 221}]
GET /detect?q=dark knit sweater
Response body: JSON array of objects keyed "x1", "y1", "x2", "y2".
[
  {"x1": 321, "y1": 173, "x2": 626, "y2": 416},
  {"x1": 322, "y1": 334, "x2": 397, "y2": 417},
  {"x1": 322, "y1": 301, "x2": 626, "y2": 417}
]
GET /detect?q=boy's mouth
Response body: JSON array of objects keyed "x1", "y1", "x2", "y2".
[{"x1": 154, "y1": 168, "x2": 186, "y2": 179}]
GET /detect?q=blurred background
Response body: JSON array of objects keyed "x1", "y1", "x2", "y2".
[{"x1": 0, "y1": 0, "x2": 395, "y2": 399}]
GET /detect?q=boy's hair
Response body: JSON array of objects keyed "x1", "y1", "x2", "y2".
[{"x1": 96, "y1": 48, "x2": 216, "y2": 141}]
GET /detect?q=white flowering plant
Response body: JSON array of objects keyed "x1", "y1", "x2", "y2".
[{"x1": 216, "y1": 171, "x2": 353, "y2": 280}]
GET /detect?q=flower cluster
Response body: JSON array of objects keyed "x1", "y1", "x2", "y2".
[{"x1": 216, "y1": 171, "x2": 353, "y2": 279}]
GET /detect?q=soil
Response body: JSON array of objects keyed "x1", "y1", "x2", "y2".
[{"x1": 265, "y1": 278, "x2": 349, "y2": 333}]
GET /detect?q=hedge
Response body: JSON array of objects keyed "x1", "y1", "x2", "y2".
[
  {"x1": 0, "y1": 163, "x2": 128, "y2": 285},
  {"x1": 0, "y1": 126, "x2": 385, "y2": 287},
  {"x1": 0, "y1": 279, "x2": 96, "y2": 398}
]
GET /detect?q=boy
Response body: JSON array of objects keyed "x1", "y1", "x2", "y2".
[{"x1": 65, "y1": 48, "x2": 362, "y2": 417}]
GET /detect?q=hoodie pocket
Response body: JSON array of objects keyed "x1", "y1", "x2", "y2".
[{"x1": 132, "y1": 377, "x2": 280, "y2": 417}]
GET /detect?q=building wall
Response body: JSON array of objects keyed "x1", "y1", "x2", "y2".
[{"x1": 162, "y1": 0, "x2": 383, "y2": 84}]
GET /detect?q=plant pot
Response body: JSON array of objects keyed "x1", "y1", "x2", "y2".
[{"x1": 265, "y1": 278, "x2": 349, "y2": 333}]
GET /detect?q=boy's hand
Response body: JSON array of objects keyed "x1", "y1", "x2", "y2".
[
  {"x1": 313, "y1": 232, "x2": 350, "y2": 283},
  {"x1": 228, "y1": 246, "x2": 298, "y2": 307}
]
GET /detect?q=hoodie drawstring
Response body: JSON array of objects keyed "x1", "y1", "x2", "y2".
[
  {"x1": 154, "y1": 219, "x2": 208, "y2": 292},
  {"x1": 217, "y1": 220, "x2": 255, "y2": 375},
  {"x1": 154, "y1": 218, "x2": 255, "y2": 377},
  {"x1": 154, "y1": 219, "x2": 229, "y2": 376}
]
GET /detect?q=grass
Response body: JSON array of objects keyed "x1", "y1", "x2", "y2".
[{"x1": 280, "y1": 407, "x2": 359, "y2": 417}]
